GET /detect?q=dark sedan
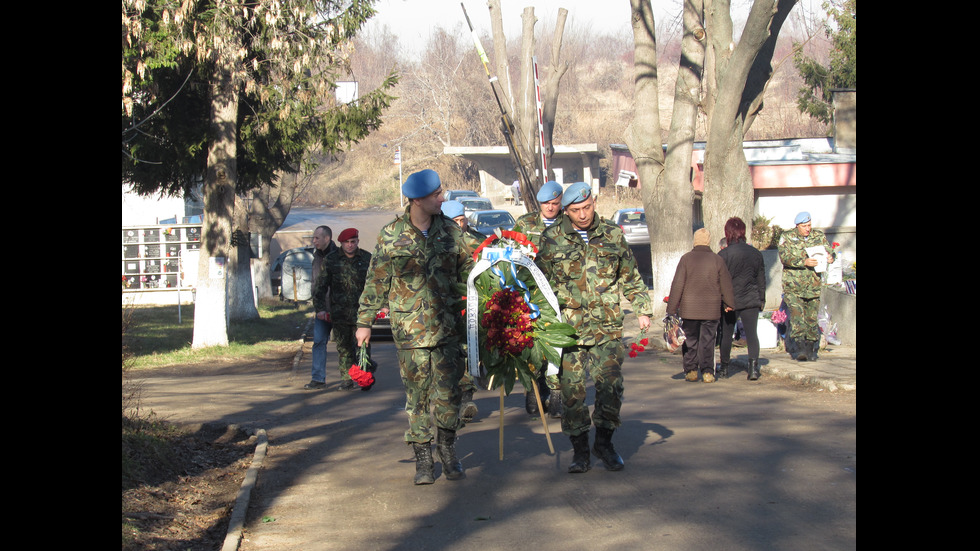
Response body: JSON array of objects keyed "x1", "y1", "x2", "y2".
[{"x1": 469, "y1": 209, "x2": 516, "y2": 237}]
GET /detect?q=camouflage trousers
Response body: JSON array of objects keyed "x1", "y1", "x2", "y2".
[
  {"x1": 333, "y1": 323, "x2": 368, "y2": 382},
  {"x1": 559, "y1": 340, "x2": 625, "y2": 437},
  {"x1": 458, "y1": 342, "x2": 477, "y2": 394},
  {"x1": 397, "y1": 344, "x2": 463, "y2": 443},
  {"x1": 784, "y1": 292, "x2": 820, "y2": 342}
]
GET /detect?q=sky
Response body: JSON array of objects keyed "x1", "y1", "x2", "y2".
[{"x1": 365, "y1": 0, "x2": 653, "y2": 56}]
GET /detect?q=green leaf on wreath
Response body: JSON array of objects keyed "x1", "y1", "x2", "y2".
[
  {"x1": 538, "y1": 331, "x2": 578, "y2": 348},
  {"x1": 542, "y1": 322, "x2": 576, "y2": 335},
  {"x1": 503, "y1": 371, "x2": 516, "y2": 395},
  {"x1": 541, "y1": 342, "x2": 561, "y2": 366},
  {"x1": 529, "y1": 342, "x2": 543, "y2": 368}
]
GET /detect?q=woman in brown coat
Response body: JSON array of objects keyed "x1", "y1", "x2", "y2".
[{"x1": 666, "y1": 228, "x2": 736, "y2": 383}]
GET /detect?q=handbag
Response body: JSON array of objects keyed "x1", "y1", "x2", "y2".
[
  {"x1": 347, "y1": 343, "x2": 377, "y2": 390},
  {"x1": 662, "y1": 314, "x2": 686, "y2": 353}
]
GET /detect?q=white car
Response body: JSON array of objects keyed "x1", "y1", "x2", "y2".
[{"x1": 613, "y1": 208, "x2": 649, "y2": 245}]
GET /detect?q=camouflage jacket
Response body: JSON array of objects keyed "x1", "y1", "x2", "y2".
[
  {"x1": 356, "y1": 208, "x2": 474, "y2": 349},
  {"x1": 312, "y1": 248, "x2": 372, "y2": 324},
  {"x1": 513, "y1": 211, "x2": 563, "y2": 250},
  {"x1": 778, "y1": 227, "x2": 836, "y2": 299},
  {"x1": 536, "y1": 214, "x2": 653, "y2": 346}
]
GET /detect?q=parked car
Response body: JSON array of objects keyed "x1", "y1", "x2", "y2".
[
  {"x1": 469, "y1": 209, "x2": 516, "y2": 237},
  {"x1": 444, "y1": 189, "x2": 480, "y2": 201},
  {"x1": 271, "y1": 246, "x2": 315, "y2": 301},
  {"x1": 459, "y1": 197, "x2": 493, "y2": 216},
  {"x1": 613, "y1": 208, "x2": 650, "y2": 245}
]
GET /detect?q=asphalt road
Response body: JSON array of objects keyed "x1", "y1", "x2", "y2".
[
  {"x1": 137, "y1": 335, "x2": 855, "y2": 551},
  {"x1": 184, "y1": 205, "x2": 854, "y2": 549}
]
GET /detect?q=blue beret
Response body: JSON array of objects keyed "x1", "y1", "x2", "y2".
[
  {"x1": 794, "y1": 211, "x2": 811, "y2": 225},
  {"x1": 561, "y1": 182, "x2": 593, "y2": 208},
  {"x1": 536, "y1": 180, "x2": 563, "y2": 202},
  {"x1": 402, "y1": 169, "x2": 441, "y2": 199},
  {"x1": 441, "y1": 200, "x2": 465, "y2": 219}
]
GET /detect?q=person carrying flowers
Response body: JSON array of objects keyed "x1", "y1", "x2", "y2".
[
  {"x1": 355, "y1": 169, "x2": 474, "y2": 485},
  {"x1": 535, "y1": 182, "x2": 653, "y2": 473},
  {"x1": 312, "y1": 227, "x2": 374, "y2": 391},
  {"x1": 777, "y1": 211, "x2": 836, "y2": 361},
  {"x1": 512, "y1": 180, "x2": 566, "y2": 419}
]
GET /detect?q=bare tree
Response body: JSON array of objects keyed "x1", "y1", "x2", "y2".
[
  {"x1": 628, "y1": 0, "x2": 800, "y2": 320},
  {"x1": 484, "y1": 0, "x2": 571, "y2": 210},
  {"x1": 700, "y1": 0, "x2": 799, "y2": 244}
]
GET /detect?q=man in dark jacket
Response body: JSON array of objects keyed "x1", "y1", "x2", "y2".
[
  {"x1": 666, "y1": 228, "x2": 735, "y2": 383},
  {"x1": 718, "y1": 217, "x2": 767, "y2": 380},
  {"x1": 305, "y1": 225, "x2": 337, "y2": 390}
]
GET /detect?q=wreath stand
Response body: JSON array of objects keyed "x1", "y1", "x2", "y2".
[{"x1": 495, "y1": 372, "x2": 554, "y2": 460}]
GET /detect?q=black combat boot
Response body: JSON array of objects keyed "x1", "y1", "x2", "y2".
[
  {"x1": 747, "y1": 359, "x2": 760, "y2": 380},
  {"x1": 460, "y1": 390, "x2": 478, "y2": 423},
  {"x1": 547, "y1": 388, "x2": 563, "y2": 418},
  {"x1": 525, "y1": 390, "x2": 539, "y2": 415},
  {"x1": 568, "y1": 433, "x2": 591, "y2": 473},
  {"x1": 809, "y1": 340, "x2": 820, "y2": 361},
  {"x1": 592, "y1": 427, "x2": 625, "y2": 471},
  {"x1": 413, "y1": 442, "x2": 434, "y2": 485},
  {"x1": 436, "y1": 428, "x2": 464, "y2": 480}
]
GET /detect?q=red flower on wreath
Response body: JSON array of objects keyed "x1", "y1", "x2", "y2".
[{"x1": 482, "y1": 288, "x2": 535, "y2": 356}]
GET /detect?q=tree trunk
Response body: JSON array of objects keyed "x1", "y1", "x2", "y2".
[
  {"x1": 627, "y1": 0, "x2": 670, "y2": 317},
  {"x1": 249, "y1": 172, "x2": 300, "y2": 299},
  {"x1": 227, "y1": 194, "x2": 259, "y2": 321},
  {"x1": 192, "y1": 20, "x2": 238, "y2": 349},
  {"x1": 486, "y1": 0, "x2": 569, "y2": 211},
  {"x1": 540, "y1": 8, "x2": 569, "y2": 185}
]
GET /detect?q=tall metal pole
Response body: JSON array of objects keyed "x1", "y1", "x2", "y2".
[
  {"x1": 533, "y1": 56, "x2": 548, "y2": 187},
  {"x1": 396, "y1": 145, "x2": 403, "y2": 208}
]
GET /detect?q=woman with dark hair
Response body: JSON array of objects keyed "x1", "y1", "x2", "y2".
[{"x1": 718, "y1": 217, "x2": 767, "y2": 380}]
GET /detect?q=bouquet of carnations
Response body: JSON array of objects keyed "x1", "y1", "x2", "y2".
[
  {"x1": 465, "y1": 230, "x2": 577, "y2": 396},
  {"x1": 770, "y1": 309, "x2": 787, "y2": 326},
  {"x1": 347, "y1": 343, "x2": 376, "y2": 391}
]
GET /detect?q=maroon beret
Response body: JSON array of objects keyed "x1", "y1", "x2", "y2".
[{"x1": 338, "y1": 228, "x2": 358, "y2": 242}]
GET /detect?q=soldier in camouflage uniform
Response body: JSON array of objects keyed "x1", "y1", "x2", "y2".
[
  {"x1": 512, "y1": 180, "x2": 565, "y2": 419},
  {"x1": 441, "y1": 200, "x2": 485, "y2": 424},
  {"x1": 535, "y1": 182, "x2": 653, "y2": 473},
  {"x1": 312, "y1": 228, "x2": 372, "y2": 391},
  {"x1": 777, "y1": 212, "x2": 836, "y2": 362},
  {"x1": 355, "y1": 170, "x2": 474, "y2": 485}
]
